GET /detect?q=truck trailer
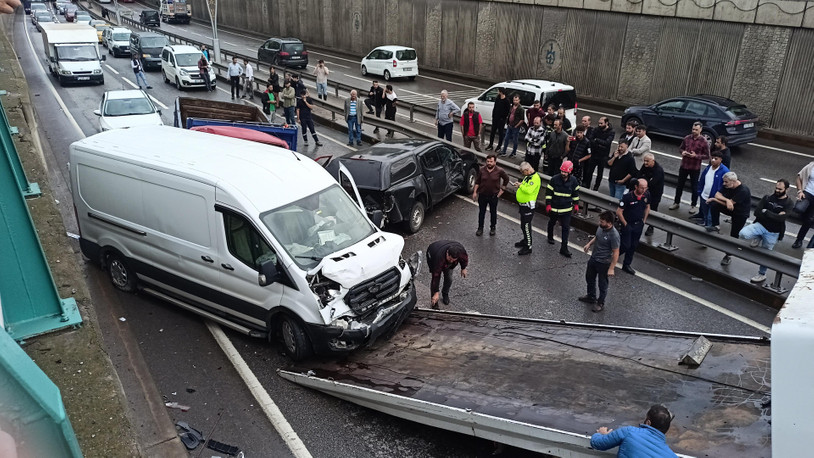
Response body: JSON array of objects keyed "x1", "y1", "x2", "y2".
[
  {"x1": 40, "y1": 23, "x2": 105, "y2": 86},
  {"x1": 159, "y1": 0, "x2": 191, "y2": 24}
]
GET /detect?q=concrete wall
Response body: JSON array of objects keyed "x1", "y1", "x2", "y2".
[{"x1": 190, "y1": 0, "x2": 814, "y2": 136}]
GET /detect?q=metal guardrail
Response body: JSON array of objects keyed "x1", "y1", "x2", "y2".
[{"x1": 91, "y1": 5, "x2": 802, "y2": 292}]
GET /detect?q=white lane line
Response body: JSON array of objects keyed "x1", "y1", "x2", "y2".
[
  {"x1": 747, "y1": 142, "x2": 814, "y2": 158},
  {"x1": 453, "y1": 195, "x2": 771, "y2": 333},
  {"x1": 760, "y1": 177, "x2": 797, "y2": 189},
  {"x1": 190, "y1": 31, "x2": 204, "y2": 37},
  {"x1": 416, "y1": 74, "x2": 483, "y2": 90},
  {"x1": 317, "y1": 131, "x2": 357, "y2": 151},
  {"x1": 148, "y1": 95, "x2": 168, "y2": 110},
  {"x1": 23, "y1": 17, "x2": 85, "y2": 138},
  {"x1": 104, "y1": 64, "x2": 120, "y2": 75},
  {"x1": 224, "y1": 41, "x2": 239, "y2": 46},
  {"x1": 121, "y1": 77, "x2": 138, "y2": 89},
  {"x1": 206, "y1": 322, "x2": 313, "y2": 458},
  {"x1": 579, "y1": 108, "x2": 620, "y2": 118},
  {"x1": 322, "y1": 61, "x2": 349, "y2": 69},
  {"x1": 343, "y1": 73, "x2": 375, "y2": 84}
]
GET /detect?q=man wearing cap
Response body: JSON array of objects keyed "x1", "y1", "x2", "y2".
[{"x1": 546, "y1": 160, "x2": 581, "y2": 258}]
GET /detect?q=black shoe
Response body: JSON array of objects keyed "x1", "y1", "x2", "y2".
[
  {"x1": 793, "y1": 240, "x2": 803, "y2": 249},
  {"x1": 373, "y1": 127, "x2": 380, "y2": 133},
  {"x1": 592, "y1": 302, "x2": 605, "y2": 312},
  {"x1": 622, "y1": 265, "x2": 636, "y2": 275},
  {"x1": 489, "y1": 228, "x2": 496, "y2": 236},
  {"x1": 146, "y1": 86, "x2": 153, "y2": 89},
  {"x1": 518, "y1": 247, "x2": 532, "y2": 256},
  {"x1": 514, "y1": 240, "x2": 526, "y2": 248},
  {"x1": 442, "y1": 295, "x2": 450, "y2": 305},
  {"x1": 485, "y1": 145, "x2": 493, "y2": 151},
  {"x1": 578, "y1": 295, "x2": 597, "y2": 304},
  {"x1": 689, "y1": 213, "x2": 703, "y2": 220},
  {"x1": 367, "y1": 110, "x2": 375, "y2": 115},
  {"x1": 476, "y1": 229, "x2": 483, "y2": 236},
  {"x1": 560, "y1": 248, "x2": 572, "y2": 258},
  {"x1": 316, "y1": 141, "x2": 324, "y2": 147},
  {"x1": 356, "y1": 141, "x2": 363, "y2": 146},
  {"x1": 303, "y1": 140, "x2": 309, "y2": 146},
  {"x1": 644, "y1": 226, "x2": 654, "y2": 236},
  {"x1": 547, "y1": 238, "x2": 555, "y2": 245}
]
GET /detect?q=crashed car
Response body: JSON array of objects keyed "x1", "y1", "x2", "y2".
[{"x1": 324, "y1": 139, "x2": 479, "y2": 233}]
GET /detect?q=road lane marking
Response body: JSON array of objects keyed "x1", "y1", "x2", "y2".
[
  {"x1": 416, "y1": 74, "x2": 483, "y2": 90},
  {"x1": 121, "y1": 77, "x2": 138, "y2": 89},
  {"x1": 748, "y1": 142, "x2": 813, "y2": 158},
  {"x1": 206, "y1": 322, "x2": 313, "y2": 458},
  {"x1": 453, "y1": 194, "x2": 771, "y2": 333},
  {"x1": 224, "y1": 41, "x2": 239, "y2": 46},
  {"x1": 579, "y1": 108, "x2": 619, "y2": 118},
  {"x1": 147, "y1": 95, "x2": 168, "y2": 110},
  {"x1": 760, "y1": 177, "x2": 797, "y2": 189},
  {"x1": 104, "y1": 64, "x2": 120, "y2": 75}
]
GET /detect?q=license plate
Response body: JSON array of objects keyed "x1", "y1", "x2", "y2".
[
  {"x1": 743, "y1": 123, "x2": 754, "y2": 129},
  {"x1": 290, "y1": 56, "x2": 300, "y2": 59},
  {"x1": 192, "y1": 79, "x2": 202, "y2": 83},
  {"x1": 403, "y1": 68, "x2": 412, "y2": 71},
  {"x1": 77, "y1": 76, "x2": 90, "y2": 80}
]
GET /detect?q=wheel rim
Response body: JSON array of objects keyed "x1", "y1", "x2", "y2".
[
  {"x1": 411, "y1": 206, "x2": 423, "y2": 229},
  {"x1": 109, "y1": 259, "x2": 128, "y2": 288},
  {"x1": 281, "y1": 320, "x2": 296, "y2": 353},
  {"x1": 702, "y1": 133, "x2": 714, "y2": 149},
  {"x1": 384, "y1": 70, "x2": 390, "y2": 81},
  {"x1": 467, "y1": 171, "x2": 476, "y2": 191},
  {"x1": 361, "y1": 65, "x2": 367, "y2": 75}
]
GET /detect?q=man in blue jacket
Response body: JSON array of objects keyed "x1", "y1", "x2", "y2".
[
  {"x1": 590, "y1": 405, "x2": 678, "y2": 457},
  {"x1": 690, "y1": 150, "x2": 729, "y2": 231}
]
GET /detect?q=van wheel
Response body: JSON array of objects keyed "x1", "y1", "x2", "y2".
[
  {"x1": 105, "y1": 252, "x2": 138, "y2": 293},
  {"x1": 279, "y1": 315, "x2": 312, "y2": 361},
  {"x1": 408, "y1": 75, "x2": 416, "y2": 81},
  {"x1": 383, "y1": 70, "x2": 391, "y2": 81},
  {"x1": 463, "y1": 166, "x2": 477, "y2": 195},
  {"x1": 163, "y1": 71, "x2": 169, "y2": 84},
  {"x1": 175, "y1": 77, "x2": 183, "y2": 91},
  {"x1": 361, "y1": 65, "x2": 367, "y2": 76},
  {"x1": 407, "y1": 200, "x2": 425, "y2": 233}
]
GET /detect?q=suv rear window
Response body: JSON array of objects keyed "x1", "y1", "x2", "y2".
[
  {"x1": 282, "y1": 43, "x2": 304, "y2": 53},
  {"x1": 726, "y1": 105, "x2": 752, "y2": 118},
  {"x1": 508, "y1": 90, "x2": 536, "y2": 107},
  {"x1": 546, "y1": 90, "x2": 577, "y2": 110},
  {"x1": 396, "y1": 49, "x2": 416, "y2": 61}
]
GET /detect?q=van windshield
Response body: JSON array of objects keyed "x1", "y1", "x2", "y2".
[
  {"x1": 141, "y1": 37, "x2": 168, "y2": 49},
  {"x1": 175, "y1": 53, "x2": 201, "y2": 66},
  {"x1": 113, "y1": 33, "x2": 130, "y2": 41},
  {"x1": 260, "y1": 185, "x2": 376, "y2": 270},
  {"x1": 55, "y1": 45, "x2": 98, "y2": 61}
]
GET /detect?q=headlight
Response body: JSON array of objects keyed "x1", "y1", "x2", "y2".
[
  {"x1": 92, "y1": 69, "x2": 102, "y2": 74},
  {"x1": 59, "y1": 69, "x2": 72, "y2": 75},
  {"x1": 308, "y1": 273, "x2": 342, "y2": 308},
  {"x1": 179, "y1": 69, "x2": 189, "y2": 76},
  {"x1": 142, "y1": 53, "x2": 150, "y2": 58}
]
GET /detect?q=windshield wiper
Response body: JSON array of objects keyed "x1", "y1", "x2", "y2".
[{"x1": 294, "y1": 255, "x2": 322, "y2": 261}]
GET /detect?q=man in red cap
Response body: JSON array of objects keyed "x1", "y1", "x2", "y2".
[{"x1": 545, "y1": 160, "x2": 581, "y2": 257}]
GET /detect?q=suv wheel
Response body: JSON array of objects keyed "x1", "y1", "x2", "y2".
[
  {"x1": 279, "y1": 315, "x2": 312, "y2": 361},
  {"x1": 383, "y1": 70, "x2": 391, "y2": 81},
  {"x1": 407, "y1": 201, "x2": 425, "y2": 233},
  {"x1": 175, "y1": 77, "x2": 183, "y2": 91},
  {"x1": 361, "y1": 65, "x2": 367, "y2": 76},
  {"x1": 701, "y1": 129, "x2": 716, "y2": 149},
  {"x1": 463, "y1": 167, "x2": 477, "y2": 195}
]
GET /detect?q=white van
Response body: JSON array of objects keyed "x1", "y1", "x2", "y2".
[
  {"x1": 360, "y1": 45, "x2": 418, "y2": 81},
  {"x1": 69, "y1": 126, "x2": 418, "y2": 360},
  {"x1": 464, "y1": 80, "x2": 578, "y2": 127},
  {"x1": 161, "y1": 44, "x2": 214, "y2": 90}
]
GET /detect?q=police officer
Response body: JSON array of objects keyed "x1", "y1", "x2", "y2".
[
  {"x1": 426, "y1": 240, "x2": 469, "y2": 309},
  {"x1": 512, "y1": 162, "x2": 541, "y2": 256},
  {"x1": 616, "y1": 178, "x2": 650, "y2": 275},
  {"x1": 546, "y1": 160, "x2": 581, "y2": 258}
]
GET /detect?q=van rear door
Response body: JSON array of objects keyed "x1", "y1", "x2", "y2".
[{"x1": 545, "y1": 89, "x2": 577, "y2": 128}]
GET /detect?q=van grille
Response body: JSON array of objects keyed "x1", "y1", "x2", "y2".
[{"x1": 345, "y1": 267, "x2": 401, "y2": 315}]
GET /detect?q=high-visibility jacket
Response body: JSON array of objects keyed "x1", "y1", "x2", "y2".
[
  {"x1": 546, "y1": 174, "x2": 580, "y2": 213},
  {"x1": 516, "y1": 172, "x2": 541, "y2": 206}
]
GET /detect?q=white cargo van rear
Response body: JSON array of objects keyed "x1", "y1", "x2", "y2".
[{"x1": 69, "y1": 126, "x2": 418, "y2": 360}]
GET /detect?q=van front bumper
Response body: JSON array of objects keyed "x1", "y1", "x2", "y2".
[{"x1": 306, "y1": 282, "x2": 417, "y2": 354}]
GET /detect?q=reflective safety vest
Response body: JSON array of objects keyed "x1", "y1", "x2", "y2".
[{"x1": 545, "y1": 174, "x2": 580, "y2": 212}]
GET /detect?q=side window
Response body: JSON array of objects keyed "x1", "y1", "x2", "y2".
[
  {"x1": 161, "y1": 49, "x2": 168, "y2": 61},
  {"x1": 685, "y1": 101, "x2": 711, "y2": 116},
  {"x1": 271, "y1": 41, "x2": 281, "y2": 51},
  {"x1": 437, "y1": 147, "x2": 457, "y2": 166},
  {"x1": 222, "y1": 212, "x2": 277, "y2": 271},
  {"x1": 479, "y1": 88, "x2": 499, "y2": 102},
  {"x1": 390, "y1": 157, "x2": 417, "y2": 183},
  {"x1": 381, "y1": 51, "x2": 393, "y2": 59},
  {"x1": 515, "y1": 90, "x2": 536, "y2": 107},
  {"x1": 657, "y1": 100, "x2": 686, "y2": 113},
  {"x1": 368, "y1": 50, "x2": 380, "y2": 59},
  {"x1": 420, "y1": 150, "x2": 442, "y2": 170}
]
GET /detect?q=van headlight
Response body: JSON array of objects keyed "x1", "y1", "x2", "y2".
[
  {"x1": 59, "y1": 69, "x2": 72, "y2": 76},
  {"x1": 179, "y1": 69, "x2": 189, "y2": 76},
  {"x1": 308, "y1": 273, "x2": 342, "y2": 308},
  {"x1": 92, "y1": 69, "x2": 102, "y2": 74}
]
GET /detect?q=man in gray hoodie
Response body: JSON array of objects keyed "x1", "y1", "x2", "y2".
[{"x1": 435, "y1": 90, "x2": 460, "y2": 141}]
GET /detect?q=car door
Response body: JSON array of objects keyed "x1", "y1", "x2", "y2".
[
  {"x1": 215, "y1": 209, "x2": 284, "y2": 328},
  {"x1": 363, "y1": 49, "x2": 378, "y2": 73},
  {"x1": 258, "y1": 39, "x2": 271, "y2": 62},
  {"x1": 379, "y1": 50, "x2": 393, "y2": 76},
  {"x1": 647, "y1": 99, "x2": 686, "y2": 136},
  {"x1": 365, "y1": 49, "x2": 381, "y2": 74},
  {"x1": 418, "y1": 149, "x2": 447, "y2": 206},
  {"x1": 680, "y1": 101, "x2": 716, "y2": 134},
  {"x1": 475, "y1": 87, "x2": 500, "y2": 124},
  {"x1": 268, "y1": 40, "x2": 281, "y2": 64},
  {"x1": 436, "y1": 145, "x2": 465, "y2": 195}
]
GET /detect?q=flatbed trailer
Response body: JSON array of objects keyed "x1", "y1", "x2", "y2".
[{"x1": 280, "y1": 310, "x2": 771, "y2": 457}]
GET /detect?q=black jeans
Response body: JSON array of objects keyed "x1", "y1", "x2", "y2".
[
  {"x1": 477, "y1": 194, "x2": 499, "y2": 230},
  {"x1": 364, "y1": 98, "x2": 382, "y2": 117},
  {"x1": 524, "y1": 152, "x2": 541, "y2": 173},
  {"x1": 519, "y1": 205, "x2": 535, "y2": 249},
  {"x1": 546, "y1": 156, "x2": 563, "y2": 177},
  {"x1": 583, "y1": 157, "x2": 605, "y2": 190},
  {"x1": 674, "y1": 167, "x2": 701, "y2": 206},
  {"x1": 230, "y1": 76, "x2": 241, "y2": 97},
  {"x1": 709, "y1": 202, "x2": 749, "y2": 237},
  {"x1": 547, "y1": 210, "x2": 572, "y2": 249},
  {"x1": 620, "y1": 221, "x2": 644, "y2": 267},
  {"x1": 437, "y1": 123, "x2": 454, "y2": 141},
  {"x1": 489, "y1": 121, "x2": 506, "y2": 148},
  {"x1": 300, "y1": 117, "x2": 318, "y2": 140},
  {"x1": 796, "y1": 191, "x2": 814, "y2": 243},
  {"x1": 586, "y1": 258, "x2": 610, "y2": 303},
  {"x1": 425, "y1": 253, "x2": 454, "y2": 297}
]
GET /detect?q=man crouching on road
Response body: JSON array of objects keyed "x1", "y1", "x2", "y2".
[
  {"x1": 426, "y1": 240, "x2": 468, "y2": 309},
  {"x1": 591, "y1": 404, "x2": 679, "y2": 457},
  {"x1": 513, "y1": 162, "x2": 542, "y2": 256}
]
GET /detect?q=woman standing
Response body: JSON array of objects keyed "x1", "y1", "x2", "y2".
[{"x1": 384, "y1": 84, "x2": 398, "y2": 137}]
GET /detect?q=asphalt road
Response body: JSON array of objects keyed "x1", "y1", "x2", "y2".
[{"x1": 14, "y1": 6, "x2": 781, "y2": 457}]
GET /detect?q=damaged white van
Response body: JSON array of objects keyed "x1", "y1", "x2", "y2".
[{"x1": 69, "y1": 126, "x2": 418, "y2": 360}]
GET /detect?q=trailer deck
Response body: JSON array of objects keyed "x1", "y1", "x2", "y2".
[{"x1": 280, "y1": 310, "x2": 770, "y2": 457}]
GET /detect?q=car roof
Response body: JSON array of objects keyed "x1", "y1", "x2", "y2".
[
  {"x1": 496, "y1": 79, "x2": 575, "y2": 91},
  {"x1": 110, "y1": 27, "x2": 132, "y2": 33},
  {"x1": 266, "y1": 37, "x2": 303, "y2": 43},
  {"x1": 337, "y1": 139, "x2": 437, "y2": 162},
  {"x1": 164, "y1": 44, "x2": 201, "y2": 54},
  {"x1": 104, "y1": 90, "x2": 149, "y2": 100},
  {"x1": 133, "y1": 31, "x2": 163, "y2": 37},
  {"x1": 687, "y1": 94, "x2": 743, "y2": 107},
  {"x1": 371, "y1": 45, "x2": 416, "y2": 51}
]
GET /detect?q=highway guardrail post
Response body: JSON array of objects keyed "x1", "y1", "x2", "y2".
[
  {"x1": 0, "y1": 92, "x2": 40, "y2": 198},
  {"x1": 659, "y1": 232, "x2": 679, "y2": 252},
  {"x1": 410, "y1": 105, "x2": 414, "y2": 123},
  {"x1": 764, "y1": 271, "x2": 789, "y2": 295}
]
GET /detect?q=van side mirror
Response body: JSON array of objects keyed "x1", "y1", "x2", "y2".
[
  {"x1": 370, "y1": 210, "x2": 384, "y2": 228},
  {"x1": 101, "y1": 55, "x2": 106, "y2": 61},
  {"x1": 258, "y1": 260, "x2": 279, "y2": 286},
  {"x1": 93, "y1": 109, "x2": 101, "y2": 116}
]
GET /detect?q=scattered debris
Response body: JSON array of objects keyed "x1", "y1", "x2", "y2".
[
  {"x1": 176, "y1": 421, "x2": 204, "y2": 450},
  {"x1": 206, "y1": 439, "x2": 240, "y2": 456},
  {"x1": 186, "y1": 388, "x2": 196, "y2": 393},
  {"x1": 118, "y1": 317, "x2": 126, "y2": 322},
  {"x1": 164, "y1": 402, "x2": 190, "y2": 412}
]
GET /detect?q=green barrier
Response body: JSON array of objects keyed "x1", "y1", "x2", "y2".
[
  {"x1": 0, "y1": 90, "x2": 39, "y2": 197},
  {"x1": 0, "y1": 92, "x2": 82, "y2": 340},
  {"x1": 0, "y1": 328, "x2": 83, "y2": 457}
]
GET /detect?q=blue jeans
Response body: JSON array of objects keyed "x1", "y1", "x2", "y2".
[
  {"x1": 608, "y1": 181, "x2": 626, "y2": 200},
  {"x1": 284, "y1": 106, "x2": 296, "y2": 125},
  {"x1": 437, "y1": 122, "x2": 453, "y2": 141},
  {"x1": 739, "y1": 223, "x2": 779, "y2": 275},
  {"x1": 699, "y1": 200, "x2": 712, "y2": 226},
  {"x1": 347, "y1": 117, "x2": 361, "y2": 144},
  {"x1": 134, "y1": 71, "x2": 149, "y2": 88},
  {"x1": 316, "y1": 82, "x2": 328, "y2": 97},
  {"x1": 502, "y1": 126, "x2": 520, "y2": 156}
]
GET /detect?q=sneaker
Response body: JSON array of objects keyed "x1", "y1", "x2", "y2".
[
  {"x1": 705, "y1": 225, "x2": 720, "y2": 233},
  {"x1": 476, "y1": 229, "x2": 483, "y2": 236},
  {"x1": 514, "y1": 240, "x2": 526, "y2": 248},
  {"x1": 489, "y1": 228, "x2": 496, "y2": 236},
  {"x1": 356, "y1": 141, "x2": 363, "y2": 146},
  {"x1": 509, "y1": 153, "x2": 516, "y2": 157},
  {"x1": 303, "y1": 140, "x2": 309, "y2": 146},
  {"x1": 431, "y1": 303, "x2": 440, "y2": 310},
  {"x1": 644, "y1": 226, "x2": 654, "y2": 236},
  {"x1": 689, "y1": 206, "x2": 697, "y2": 213},
  {"x1": 592, "y1": 302, "x2": 605, "y2": 312},
  {"x1": 578, "y1": 295, "x2": 597, "y2": 304},
  {"x1": 498, "y1": 152, "x2": 507, "y2": 157},
  {"x1": 669, "y1": 203, "x2": 680, "y2": 210},
  {"x1": 146, "y1": 86, "x2": 153, "y2": 89},
  {"x1": 750, "y1": 238, "x2": 761, "y2": 248},
  {"x1": 622, "y1": 265, "x2": 636, "y2": 275},
  {"x1": 792, "y1": 240, "x2": 803, "y2": 249},
  {"x1": 547, "y1": 239, "x2": 555, "y2": 245},
  {"x1": 442, "y1": 295, "x2": 450, "y2": 305},
  {"x1": 721, "y1": 255, "x2": 732, "y2": 266},
  {"x1": 693, "y1": 220, "x2": 706, "y2": 226},
  {"x1": 559, "y1": 248, "x2": 572, "y2": 258},
  {"x1": 689, "y1": 213, "x2": 703, "y2": 220},
  {"x1": 373, "y1": 127, "x2": 380, "y2": 133},
  {"x1": 518, "y1": 247, "x2": 532, "y2": 256},
  {"x1": 751, "y1": 274, "x2": 767, "y2": 283},
  {"x1": 347, "y1": 142, "x2": 354, "y2": 146},
  {"x1": 485, "y1": 145, "x2": 493, "y2": 151}
]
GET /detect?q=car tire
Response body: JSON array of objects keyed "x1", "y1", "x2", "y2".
[
  {"x1": 463, "y1": 166, "x2": 477, "y2": 195},
  {"x1": 361, "y1": 65, "x2": 367, "y2": 76},
  {"x1": 279, "y1": 315, "x2": 312, "y2": 361},
  {"x1": 175, "y1": 77, "x2": 183, "y2": 91},
  {"x1": 383, "y1": 70, "x2": 391, "y2": 81},
  {"x1": 408, "y1": 75, "x2": 416, "y2": 81},
  {"x1": 105, "y1": 251, "x2": 138, "y2": 293},
  {"x1": 701, "y1": 129, "x2": 716, "y2": 149},
  {"x1": 628, "y1": 116, "x2": 643, "y2": 128},
  {"x1": 163, "y1": 71, "x2": 169, "y2": 84},
  {"x1": 407, "y1": 200, "x2": 425, "y2": 234}
]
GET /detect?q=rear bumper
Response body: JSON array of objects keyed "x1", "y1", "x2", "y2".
[
  {"x1": 389, "y1": 67, "x2": 419, "y2": 78},
  {"x1": 722, "y1": 129, "x2": 758, "y2": 146},
  {"x1": 282, "y1": 57, "x2": 308, "y2": 67}
]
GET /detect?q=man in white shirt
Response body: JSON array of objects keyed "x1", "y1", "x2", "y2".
[
  {"x1": 240, "y1": 58, "x2": 254, "y2": 100},
  {"x1": 227, "y1": 57, "x2": 243, "y2": 99}
]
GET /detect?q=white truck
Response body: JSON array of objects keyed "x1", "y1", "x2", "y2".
[
  {"x1": 40, "y1": 23, "x2": 105, "y2": 86},
  {"x1": 159, "y1": 0, "x2": 191, "y2": 24}
]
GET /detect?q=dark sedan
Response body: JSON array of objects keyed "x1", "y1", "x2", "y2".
[
  {"x1": 621, "y1": 95, "x2": 759, "y2": 147},
  {"x1": 324, "y1": 139, "x2": 479, "y2": 233}
]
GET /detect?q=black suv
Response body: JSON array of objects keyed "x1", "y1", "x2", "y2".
[
  {"x1": 324, "y1": 139, "x2": 479, "y2": 233},
  {"x1": 257, "y1": 37, "x2": 308, "y2": 69},
  {"x1": 621, "y1": 95, "x2": 759, "y2": 147},
  {"x1": 129, "y1": 32, "x2": 168, "y2": 70},
  {"x1": 139, "y1": 10, "x2": 160, "y2": 27}
]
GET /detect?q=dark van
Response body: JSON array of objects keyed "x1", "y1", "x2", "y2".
[
  {"x1": 130, "y1": 32, "x2": 168, "y2": 70},
  {"x1": 139, "y1": 10, "x2": 160, "y2": 27}
]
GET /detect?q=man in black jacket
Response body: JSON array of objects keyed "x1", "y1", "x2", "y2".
[
  {"x1": 638, "y1": 153, "x2": 664, "y2": 236},
  {"x1": 738, "y1": 179, "x2": 792, "y2": 283},
  {"x1": 486, "y1": 87, "x2": 511, "y2": 151},
  {"x1": 426, "y1": 240, "x2": 469, "y2": 309},
  {"x1": 584, "y1": 117, "x2": 615, "y2": 190}
]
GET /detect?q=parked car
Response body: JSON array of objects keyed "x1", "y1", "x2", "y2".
[
  {"x1": 75, "y1": 12, "x2": 92, "y2": 24},
  {"x1": 29, "y1": 2, "x2": 48, "y2": 19},
  {"x1": 161, "y1": 44, "x2": 215, "y2": 90},
  {"x1": 324, "y1": 139, "x2": 479, "y2": 233},
  {"x1": 64, "y1": 6, "x2": 77, "y2": 22},
  {"x1": 35, "y1": 12, "x2": 54, "y2": 32},
  {"x1": 257, "y1": 37, "x2": 308, "y2": 69},
  {"x1": 103, "y1": 27, "x2": 132, "y2": 57},
  {"x1": 92, "y1": 22, "x2": 111, "y2": 44},
  {"x1": 93, "y1": 89, "x2": 164, "y2": 132},
  {"x1": 360, "y1": 46, "x2": 418, "y2": 82},
  {"x1": 621, "y1": 95, "x2": 759, "y2": 147},
  {"x1": 464, "y1": 80, "x2": 578, "y2": 128},
  {"x1": 129, "y1": 31, "x2": 168, "y2": 70},
  {"x1": 139, "y1": 10, "x2": 160, "y2": 27}
]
